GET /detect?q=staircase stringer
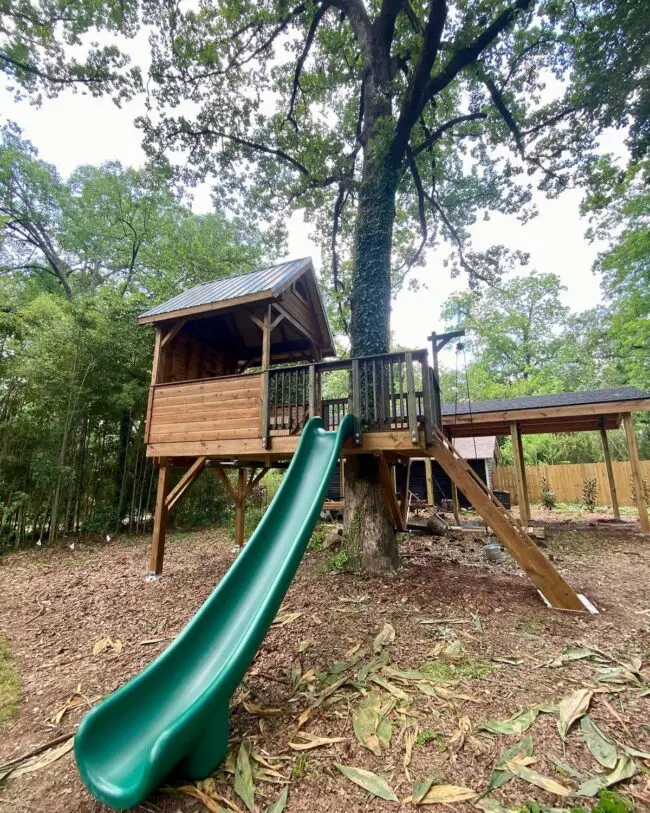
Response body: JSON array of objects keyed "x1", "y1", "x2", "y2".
[{"x1": 426, "y1": 431, "x2": 584, "y2": 611}]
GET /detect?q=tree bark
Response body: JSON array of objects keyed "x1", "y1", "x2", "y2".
[
  {"x1": 345, "y1": 144, "x2": 400, "y2": 573},
  {"x1": 344, "y1": 455, "x2": 399, "y2": 573}
]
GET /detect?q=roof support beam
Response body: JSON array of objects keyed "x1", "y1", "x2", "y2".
[
  {"x1": 622, "y1": 412, "x2": 649, "y2": 532},
  {"x1": 599, "y1": 419, "x2": 620, "y2": 520},
  {"x1": 510, "y1": 421, "x2": 530, "y2": 527}
]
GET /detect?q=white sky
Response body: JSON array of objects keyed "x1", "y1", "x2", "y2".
[{"x1": 1, "y1": 79, "x2": 621, "y2": 368}]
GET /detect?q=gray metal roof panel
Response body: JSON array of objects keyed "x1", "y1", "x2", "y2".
[
  {"x1": 139, "y1": 258, "x2": 312, "y2": 319},
  {"x1": 442, "y1": 387, "x2": 650, "y2": 417}
]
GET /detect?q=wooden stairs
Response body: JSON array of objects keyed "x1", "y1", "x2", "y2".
[{"x1": 427, "y1": 430, "x2": 585, "y2": 611}]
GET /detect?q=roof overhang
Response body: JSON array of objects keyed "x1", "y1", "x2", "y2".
[{"x1": 443, "y1": 397, "x2": 650, "y2": 438}]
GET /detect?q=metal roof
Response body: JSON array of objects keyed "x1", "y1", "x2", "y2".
[
  {"x1": 442, "y1": 387, "x2": 649, "y2": 417},
  {"x1": 139, "y1": 258, "x2": 312, "y2": 320}
]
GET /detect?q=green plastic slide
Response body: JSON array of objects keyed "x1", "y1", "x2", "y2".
[{"x1": 75, "y1": 414, "x2": 354, "y2": 809}]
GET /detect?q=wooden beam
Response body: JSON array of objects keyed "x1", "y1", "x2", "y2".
[
  {"x1": 214, "y1": 465, "x2": 238, "y2": 501},
  {"x1": 510, "y1": 421, "x2": 531, "y2": 526},
  {"x1": 399, "y1": 459, "x2": 411, "y2": 526},
  {"x1": 261, "y1": 304, "x2": 272, "y2": 369},
  {"x1": 599, "y1": 422, "x2": 620, "y2": 520},
  {"x1": 150, "y1": 459, "x2": 172, "y2": 576},
  {"x1": 424, "y1": 457, "x2": 434, "y2": 506},
  {"x1": 235, "y1": 468, "x2": 247, "y2": 546},
  {"x1": 160, "y1": 318, "x2": 188, "y2": 351},
  {"x1": 622, "y1": 412, "x2": 649, "y2": 532},
  {"x1": 377, "y1": 454, "x2": 406, "y2": 531},
  {"x1": 427, "y1": 434, "x2": 584, "y2": 611},
  {"x1": 144, "y1": 327, "x2": 163, "y2": 444},
  {"x1": 450, "y1": 481, "x2": 461, "y2": 525},
  {"x1": 165, "y1": 456, "x2": 207, "y2": 512},
  {"x1": 245, "y1": 467, "x2": 268, "y2": 497}
]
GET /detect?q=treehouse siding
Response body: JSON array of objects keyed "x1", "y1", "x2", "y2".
[
  {"x1": 162, "y1": 332, "x2": 236, "y2": 382},
  {"x1": 148, "y1": 374, "x2": 262, "y2": 446}
]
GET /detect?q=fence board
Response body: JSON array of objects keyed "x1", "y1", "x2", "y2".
[{"x1": 493, "y1": 461, "x2": 650, "y2": 506}]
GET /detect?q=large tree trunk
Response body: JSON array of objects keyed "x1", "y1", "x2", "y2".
[{"x1": 345, "y1": 147, "x2": 400, "y2": 574}]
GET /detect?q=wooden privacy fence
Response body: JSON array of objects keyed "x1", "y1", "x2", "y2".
[{"x1": 493, "y1": 461, "x2": 650, "y2": 507}]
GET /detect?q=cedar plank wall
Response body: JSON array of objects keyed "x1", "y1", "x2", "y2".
[
  {"x1": 148, "y1": 373, "x2": 262, "y2": 446},
  {"x1": 162, "y1": 332, "x2": 235, "y2": 382}
]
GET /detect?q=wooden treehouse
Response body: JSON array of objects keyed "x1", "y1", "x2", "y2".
[{"x1": 138, "y1": 258, "x2": 648, "y2": 612}]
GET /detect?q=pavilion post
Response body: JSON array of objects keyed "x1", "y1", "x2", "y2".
[
  {"x1": 510, "y1": 421, "x2": 531, "y2": 527},
  {"x1": 450, "y1": 481, "x2": 461, "y2": 525},
  {"x1": 599, "y1": 420, "x2": 620, "y2": 520},
  {"x1": 150, "y1": 458, "x2": 172, "y2": 576},
  {"x1": 424, "y1": 457, "x2": 435, "y2": 505},
  {"x1": 622, "y1": 412, "x2": 649, "y2": 532}
]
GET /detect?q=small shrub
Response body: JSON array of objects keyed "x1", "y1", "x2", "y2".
[
  {"x1": 416, "y1": 729, "x2": 445, "y2": 747},
  {"x1": 326, "y1": 549, "x2": 349, "y2": 571},
  {"x1": 539, "y1": 476, "x2": 557, "y2": 510},
  {"x1": 581, "y1": 477, "x2": 598, "y2": 511},
  {"x1": 630, "y1": 475, "x2": 649, "y2": 506},
  {"x1": 291, "y1": 753, "x2": 308, "y2": 780}
]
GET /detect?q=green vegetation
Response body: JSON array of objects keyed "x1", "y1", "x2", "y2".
[
  {"x1": 0, "y1": 126, "x2": 263, "y2": 549},
  {"x1": 420, "y1": 659, "x2": 491, "y2": 682},
  {"x1": 523, "y1": 788, "x2": 634, "y2": 813},
  {"x1": 415, "y1": 729, "x2": 445, "y2": 748},
  {"x1": 0, "y1": 636, "x2": 20, "y2": 727},
  {"x1": 540, "y1": 478, "x2": 557, "y2": 511},
  {"x1": 290, "y1": 754, "x2": 308, "y2": 781}
]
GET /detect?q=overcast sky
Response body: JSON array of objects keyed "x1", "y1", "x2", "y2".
[{"x1": 1, "y1": 77, "x2": 621, "y2": 367}]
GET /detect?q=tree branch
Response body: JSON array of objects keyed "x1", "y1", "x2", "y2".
[
  {"x1": 174, "y1": 125, "x2": 310, "y2": 175},
  {"x1": 412, "y1": 111, "x2": 487, "y2": 156},
  {"x1": 421, "y1": 0, "x2": 532, "y2": 108},
  {"x1": 392, "y1": 0, "x2": 448, "y2": 163},
  {"x1": 287, "y1": 2, "x2": 333, "y2": 130},
  {"x1": 478, "y1": 66, "x2": 524, "y2": 156}
]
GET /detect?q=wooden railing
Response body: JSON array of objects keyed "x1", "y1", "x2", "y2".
[{"x1": 262, "y1": 349, "x2": 438, "y2": 449}]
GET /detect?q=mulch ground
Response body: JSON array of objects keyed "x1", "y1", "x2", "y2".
[{"x1": 1, "y1": 516, "x2": 649, "y2": 813}]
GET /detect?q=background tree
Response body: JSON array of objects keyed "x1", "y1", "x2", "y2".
[{"x1": 0, "y1": 130, "x2": 264, "y2": 548}]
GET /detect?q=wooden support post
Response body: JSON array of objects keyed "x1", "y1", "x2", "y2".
[
  {"x1": 351, "y1": 358, "x2": 362, "y2": 444},
  {"x1": 377, "y1": 454, "x2": 406, "y2": 531},
  {"x1": 599, "y1": 421, "x2": 620, "y2": 520},
  {"x1": 510, "y1": 421, "x2": 530, "y2": 527},
  {"x1": 399, "y1": 459, "x2": 411, "y2": 525},
  {"x1": 424, "y1": 457, "x2": 434, "y2": 506},
  {"x1": 451, "y1": 481, "x2": 461, "y2": 526},
  {"x1": 235, "y1": 468, "x2": 247, "y2": 546},
  {"x1": 420, "y1": 353, "x2": 435, "y2": 443},
  {"x1": 150, "y1": 459, "x2": 172, "y2": 576},
  {"x1": 623, "y1": 412, "x2": 649, "y2": 532},
  {"x1": 308, "y1": 364, "x2": 316, "y2": 418},
  {"x1": 405, "y1": 352, "x2": 418, "y2": 444}
]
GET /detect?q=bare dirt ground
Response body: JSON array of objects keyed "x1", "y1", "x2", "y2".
[{"x1": 1, "y1": 515, "x2": 649, "y2": 813}]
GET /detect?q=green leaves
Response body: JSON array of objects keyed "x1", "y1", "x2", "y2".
[
  {"x1": 488, "y1": 735, "x2": 534, "y2": 791},
  {"x1": 580, "y1": 716, "x2": 617, "y2": 769},
  {"x1": 577, "y1": 756, "x2": 637, "y2": 797},
  {"x1": 481, "y1": 704, "x2": 554, "y2": 736},
  {"x1": 234, "y1": 741, "x2": 255, "y2": 812},
  {"x1": 335, "y1": 764, "x2": 398, "y2": 801}
]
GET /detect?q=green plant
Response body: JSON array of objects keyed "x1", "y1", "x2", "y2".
[
  {"x1": 326, "y1": 549, "x2": 350, "y2": 572},
  {"x1": 522, "y1": 789, "x2": 634, "y2": 813},
  {"x1": 581, "y1": 477, "x2": 598, "y2": 511},
  {"x1": 416, "y1": 729, "x2": 445, "y2": 747},
  {"x1": 630, "y1": 476, "x2": 650, "y2": 507},
  {"x1": 539, "y1": 476, "x2": 557, "y2": 510},
  {"x1": 291, "y1": 754, "x2": 308, "y2": 780},
  {"x1": 308, "y1": 524, "x2": 327, "y2": 551},
  {"x1": 0, "y1": 635, "x2": 20, "y2": 727},
  {"x1": 420, "y1": 658, "x2": 491, "y2": 681}
]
